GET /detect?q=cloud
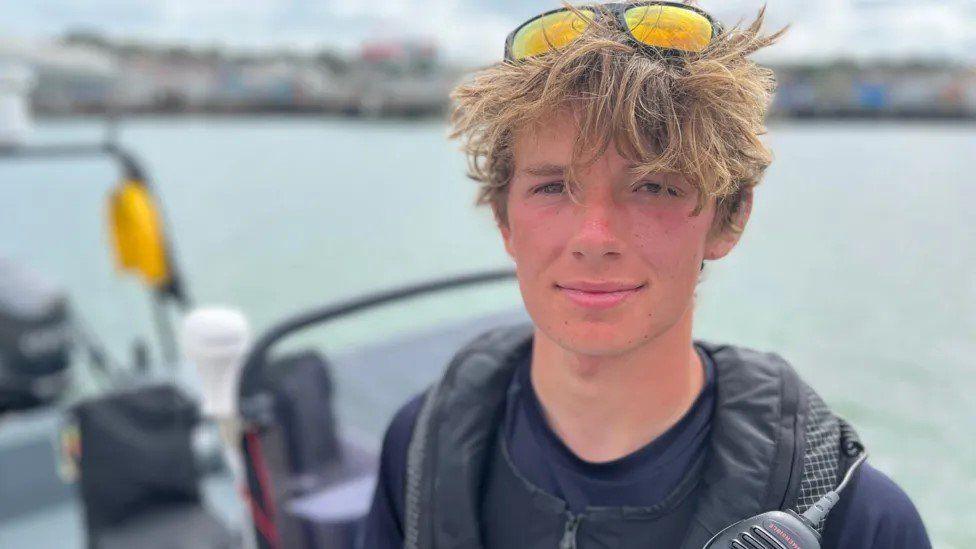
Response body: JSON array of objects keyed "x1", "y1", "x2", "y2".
[{"x1": 1, "y1": 0, "x2": 973, "y2": 63}]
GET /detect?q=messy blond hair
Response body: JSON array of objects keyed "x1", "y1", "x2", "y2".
[{"x1": 449, "y1": 2, "x2": 787, "y2": 235}]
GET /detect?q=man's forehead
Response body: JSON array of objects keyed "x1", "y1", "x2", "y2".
[
  {"x1": 511, "y1": 120, "x2": 576, "y2": 161},
  {"x1": 518, "y1": 161, "x2": 647, "y2": 177},
  {"x1": 515, "y1": 108, "x2": 580, "y2": 140},
  {"x1": 512, "y1": 116, "x2": 659, "y2": 175},
  {"x1": 511, "y1": 110, "x2": 681, "y2": 184},
  {"x1": 514, "y1": 125, "x2": 622, "y2": 173}
]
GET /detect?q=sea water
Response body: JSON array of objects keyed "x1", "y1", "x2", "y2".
[{"x1": 0, "y1": 117, "x2": 972, "y2": 547}]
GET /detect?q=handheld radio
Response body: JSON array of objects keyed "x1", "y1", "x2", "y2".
[{"x1": 703, "y1": 450, "x2": 868, "y2": 549}]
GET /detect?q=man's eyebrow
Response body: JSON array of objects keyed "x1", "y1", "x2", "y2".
[
  {"x1": 520, "y1": 163, "x2": 566, "y2": 177},
  {"x1": 626, "y1": 163, "x2": 661, "y2": 176}
]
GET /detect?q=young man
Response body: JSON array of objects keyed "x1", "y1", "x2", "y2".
[{"x1": 363, "y1": 3, "x2": 931, "y2": 548}]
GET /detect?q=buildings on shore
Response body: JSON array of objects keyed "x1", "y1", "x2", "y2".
[
  {"x1": 774, "y1": 62, "x2": 975, "y2": 120},
  {"x1": 2, "y1": 34, "x2": 462, "y2": 118},
  {"x1": 1, "y1": 32, "x2": 974, "y2": 120}
]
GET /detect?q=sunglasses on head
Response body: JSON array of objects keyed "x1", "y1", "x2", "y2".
[{"x1": 503, "y1": 1, "x2": 722, "y2": 62}]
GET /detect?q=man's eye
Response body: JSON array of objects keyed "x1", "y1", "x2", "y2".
[
  {"x1": 636, "y1": 182, "x2": 681, "y2": 197},
  {"x1": 533, "y1": 182, "x2": 565, "y2": 195}
]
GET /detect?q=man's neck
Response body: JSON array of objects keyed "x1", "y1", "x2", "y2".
[{"x1": 529, "y1": 305, "x2": 704, "y2": 463}]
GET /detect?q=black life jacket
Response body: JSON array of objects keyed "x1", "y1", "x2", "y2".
[{"x1": 403, "y1": 322, "x2": 863, "y2": 548}]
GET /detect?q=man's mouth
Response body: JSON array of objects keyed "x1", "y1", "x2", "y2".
[{"x1": 555, "y1": 282, "x2": 646, "y2": 309}]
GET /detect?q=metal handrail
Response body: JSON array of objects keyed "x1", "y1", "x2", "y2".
[{"x1": 238, "y1": 268, "x2": 517, "y2": 400}]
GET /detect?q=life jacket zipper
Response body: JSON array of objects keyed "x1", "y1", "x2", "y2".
[{"x1": 559, "y1": 512, "x2": 582, "y2": 549}]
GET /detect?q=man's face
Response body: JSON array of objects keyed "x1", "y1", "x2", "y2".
[{"x1": 499, "y1": 111, "x2": 745, "y2": 357}]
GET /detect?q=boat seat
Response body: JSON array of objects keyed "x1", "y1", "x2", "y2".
[{"x1": 91, "y1": 503, "x2": 238, "y2": 549}]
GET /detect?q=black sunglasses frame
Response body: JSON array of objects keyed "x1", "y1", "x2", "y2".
[{"x1": 503, "y1": 1, "x2": 722, "y2": 62}]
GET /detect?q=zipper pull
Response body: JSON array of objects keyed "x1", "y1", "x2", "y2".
[{"x1": 559, "y1": 513, "x2": 582, "y2": 549}]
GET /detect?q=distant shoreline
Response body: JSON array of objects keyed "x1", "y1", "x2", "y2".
[{"x1": 30, "y1": 108, "x2": 976, "y2": 124}]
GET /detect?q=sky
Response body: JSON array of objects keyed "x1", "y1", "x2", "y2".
[{"x1": 1, "y1": 0, "x2": 974, "y2": 64}]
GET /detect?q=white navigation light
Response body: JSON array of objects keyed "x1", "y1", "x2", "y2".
[
  {"x1": 181, "y1": 307, "x2": 252, "y2": 419},
  {"x1": 0, "y1": 62, "x2": 34, "y2": 147},
  {"x1": 181, "y1": 307, "x2": 258, "y2": 549}
]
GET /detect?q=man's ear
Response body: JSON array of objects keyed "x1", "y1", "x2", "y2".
[{"x1": 704, "y1": 187, "x2": 753, "y2": 261}]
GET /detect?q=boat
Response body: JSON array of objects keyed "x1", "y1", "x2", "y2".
[{"x1": 0, "y1": 62, "x2": 524, "y2": 548}]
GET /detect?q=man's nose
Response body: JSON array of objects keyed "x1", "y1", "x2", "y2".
[{"x1": 569, "y1": 198, "x2": 623, "y2": 261}]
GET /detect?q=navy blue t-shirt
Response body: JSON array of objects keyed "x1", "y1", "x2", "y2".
[
  {"x1": 362, "y1": 343, "x2": 931, "y2": 548},
  {"x1": 503, "y1": 342, "x2": 715, "y2": 514}
]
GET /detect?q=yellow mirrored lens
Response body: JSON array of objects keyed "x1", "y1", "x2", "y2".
[
  {"x1": 625, "y1": 5, "x2": 712, "y2": 53},
  {"x1": 511, "y1": 9, "x2": 594, "y2": 60}
]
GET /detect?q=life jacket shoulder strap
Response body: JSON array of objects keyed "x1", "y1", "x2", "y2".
[
  {"x1": 794, "y1": 386, "x2": 864, "y2": 532},
  {"x1": 404, "y1": 322, "x2": 534, "y2": 549}
]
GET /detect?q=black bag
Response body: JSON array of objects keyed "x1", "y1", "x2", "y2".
[{"x1": 72, "y1": 383, "x2": 235, "y2": 549}]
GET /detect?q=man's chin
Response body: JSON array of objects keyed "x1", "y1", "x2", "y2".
[{"x1": 547, "y1": 322, "x2": 649, "y2": 357}]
